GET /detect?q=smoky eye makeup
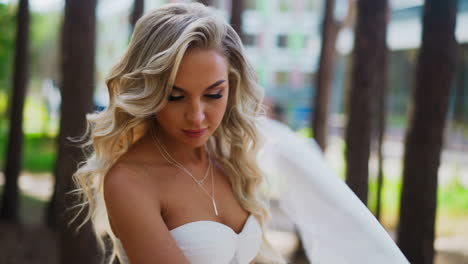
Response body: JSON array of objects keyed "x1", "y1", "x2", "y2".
[
  {"x1": 168, "y1": 95, "x2": 184, "y2": 101},
  {"x1": 205, "y1": 93, "x2": 223, "y2": 99},
  {"x1": 167, "y1": 89, "x2": 224, "y2": 101},
  {"x1": 167, "y1": 90, "x2": 184, "y2": 100},
  {"x1": 167, "y1": 84, "x2": 226, "y2": 101},
  {"x1": 167, "y1": 92, "x2": 224, "y2": 101}
]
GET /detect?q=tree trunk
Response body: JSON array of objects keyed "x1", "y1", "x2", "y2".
[
  {"x1": 129, "y1": 0, "x2": 144, "y2": 34},
  {"x1": 312, "y1": 0, "x2": 340, "y2": 152},
  {"x1": 397, "y1": 0, "x2": 458, "y2": 263},
  {"x1": 47, "y1": 0, "x2": 99, "y2": 263},
  {"x1": 230, "y1": 0, "x2": 243, "y2": 41},
  {"x1": 374, "y1": 45, "x2": 389, "y2": 221},
  {"x1": 0, "y1": 0, "x2": 29, "y2": 222},
  {"x1": 344, "y1": 0, "x2": 388, "y2": 204}
]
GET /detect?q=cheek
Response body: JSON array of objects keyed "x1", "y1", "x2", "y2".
[
  {"x1": 210, "y1": 98, "x2": 228, "y2": 122},
  {"x1": 155, "y1": 108, "x2": 179, "y2": 128}
]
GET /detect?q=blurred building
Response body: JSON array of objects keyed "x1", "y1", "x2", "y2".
[
  {"x1": 93, "y1": 0, "x2": 468, "y2": 130},
  {"x1": 241, "y1": 0, "x2": 324, "y2": 129},
  {"x1": 233, "y1": 0, "x2": 468, "y2": 129}
]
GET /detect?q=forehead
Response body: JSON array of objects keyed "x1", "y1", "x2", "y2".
[{"x1": 173, "y1": 49, "x2": 229, "y2": 92}]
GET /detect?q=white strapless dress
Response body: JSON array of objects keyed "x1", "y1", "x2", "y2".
[
  {"x1": 170, "y1": 214, "x2": 262, "y2": 264},
  {"x1": 117, "y1": 214, "x2": 263, "y2": 264}
]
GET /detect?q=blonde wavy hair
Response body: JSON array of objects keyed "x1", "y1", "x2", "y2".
[{"x1": 72, "y1": 3, "x2": 286, "y2": 264}]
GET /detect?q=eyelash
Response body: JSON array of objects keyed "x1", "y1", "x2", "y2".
[{"x1": 168, "y1": 94, "x2": 223, "y2": 101}]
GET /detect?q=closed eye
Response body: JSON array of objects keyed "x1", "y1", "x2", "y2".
[
  {"x1": 168, "y1": 95, "x2": 184, "y2": 101},
  {"x1": 168, "y1": 94, "x2": 223, "y2": 101},
  {"x1": 205, "y1": 94, "x2": 223, "y2": 99}
]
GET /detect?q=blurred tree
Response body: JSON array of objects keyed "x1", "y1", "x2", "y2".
[
  {"x1": 230, "y1": 0, "x2": 244, "y2": 41},
  {"x1": 372, "y1": 6, "x2": 390, "y2": 222},
  {"x1": 312, "y1": 0, "x2": 354, "y2": 152},
  {"x1": 196, "y1": 0, "x2": 213, "y2": 6},
  {"x1": 130, "y1": 0, "x2": 144, "y2": 35},
  {"x1": 373, "y1": 47, "x2": 389, "y2": 222},
  {"x1": 397, "y1": 0, "x2": 458, "y2": 263},
  {"x1": 344, "y1": 0, "x2": 388, "y2": 204},
  {"x1": 0, "y1": 0, "x2": 30, "y2": 222},
  {"x1": 46, "y1": 0, "x2": 99, "y2": 263}
]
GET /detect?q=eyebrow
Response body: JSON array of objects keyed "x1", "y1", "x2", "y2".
[{"x1": 172, "y1": 80, "x2": 226, "y2": 92}]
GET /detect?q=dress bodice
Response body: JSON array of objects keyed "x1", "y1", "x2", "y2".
[
  {"x1": 170, "y1": 214, "x2": 262, "y2": 264},
  {"x1": 116, "y1": 214, "x2": 263, "y2": 264}
]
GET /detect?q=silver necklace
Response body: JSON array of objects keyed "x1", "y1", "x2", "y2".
[{"x1": 150, "y1": 126, "x2": 219, "y2": 216}]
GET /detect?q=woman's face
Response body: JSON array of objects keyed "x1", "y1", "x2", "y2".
[{"x1": 155, "y1": 48, "x2": 230, "y2": 148}]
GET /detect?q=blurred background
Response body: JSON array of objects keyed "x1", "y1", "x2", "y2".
[{"x1": 0, "y1": 0, "x2": 467, "y2": 263}]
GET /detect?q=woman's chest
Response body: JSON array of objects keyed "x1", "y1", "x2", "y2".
[{"x1": 157, "y1": 165, "x2": 250, "y2": 233}]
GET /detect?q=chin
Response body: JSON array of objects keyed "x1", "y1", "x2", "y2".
[
  {"x1": 181, "y1": 133, "x2": 210, "y2": 146},
  {"x1": 183, "y1": 139, "x2": 209, "y2": 149}
]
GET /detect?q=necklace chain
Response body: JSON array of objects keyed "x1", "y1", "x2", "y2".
[
  {"x1": 150, "y1": 125, "x2": 218, "y2": 216},
  {"x1": 151, "y1": 129, "x2": 211, "y2": 185}
]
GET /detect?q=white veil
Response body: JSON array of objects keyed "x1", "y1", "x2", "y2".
[{"x1": 256, "y1": 117, "x2": 410, "y2": 264}]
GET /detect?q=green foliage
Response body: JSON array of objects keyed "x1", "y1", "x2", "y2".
[
  {"x1": 438, "y1": 177, "x2": 468, "y2": 213},
  {"x1": 297, "y1": 127, "x2": 313, "y2": 138},
  {"x1": 0, "y1": 3, "x2": 15, "y2": 93},
  {"x1": 368, "y1": 175, "x2": 468, "y2": 219},
  {"x1": 22, "y1": 134, "x2": 56, "y2": 172},
  {"x1": 0, "y1": 93, "x2": 58, "y2": 172},
  {"x1": 0, "y1": 133, "x2": 56, "y2": 173},
  {"x1": 0, "y1": 91, "x2": 7, "y2": 116},
  {"x1": 368, "y1": 177, "x2": 403, "y2": 217}
]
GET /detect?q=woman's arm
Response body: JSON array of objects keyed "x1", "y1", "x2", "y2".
[{"x1": 104, "y1": 163, "x2": 189, "y2": 264}]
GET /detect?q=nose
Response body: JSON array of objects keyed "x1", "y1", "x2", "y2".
[{"x1": 185, "y1": 100, "x2": 205, "y2": 125}]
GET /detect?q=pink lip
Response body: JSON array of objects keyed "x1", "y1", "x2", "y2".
[{"x1": 183, "y1": 128, "x2": 208, "y2": 138}]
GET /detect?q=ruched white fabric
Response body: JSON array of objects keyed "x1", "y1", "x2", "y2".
[{"x1": 169, "y1": 214, "x2": 262, "y2": 264}]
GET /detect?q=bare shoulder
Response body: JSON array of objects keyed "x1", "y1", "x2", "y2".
[
  {"x1": 104, "y1": 135, "x2": 166, "y2": 210},
  {"x1": 103, "y1": 160, "x2": 162, "y2": 237},
  {"x1": 104, "y1": 160, "x2": 159, "y2": 203},
  {"x1": 103, "y1": 160, "x2": 189, "y2": 264}
]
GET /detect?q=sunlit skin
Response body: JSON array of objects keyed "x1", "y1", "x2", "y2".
[{"x1": 154, "y1": 48, "x2": 230, "y2": 164}]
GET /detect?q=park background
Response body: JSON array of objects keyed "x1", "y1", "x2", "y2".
[{"x1": 0, "y1": 0, "x2": 467, "y2": 263}]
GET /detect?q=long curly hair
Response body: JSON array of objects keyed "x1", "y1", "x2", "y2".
[{"x1": 71, "y1": 3, "x2": 286, "y2": 264}]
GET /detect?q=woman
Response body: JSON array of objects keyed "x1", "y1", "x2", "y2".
[
  {"x1": 72, "y1": 3, "x2": 409, "y2": 264},
  {"x1": 73, "y1": 3, "x2": 281, "y2": 264}
]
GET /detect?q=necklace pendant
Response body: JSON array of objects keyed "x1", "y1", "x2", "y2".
[{"x1": 212, "y1": 199, "x2": 219, "y2": 216}]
